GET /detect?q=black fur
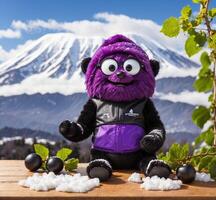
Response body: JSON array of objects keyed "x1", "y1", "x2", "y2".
[
  {"x1": 87, "y1": 159, "x2": 112, "y2": 181},
  {"x1": 150, "y1": 59, "x2": 160, "y2": 77},
  {"x1": 59, "y1": 99, "x2": 96, "y2": 142},
  {"x1": 81, "y1": 57, "x2": 91, "y2": 74},
  {"x1": 59, "y1": 98, "x2": 169, "y2": 178},
  {"x1": 146, "y1": 160, "x2": 171, "y2": 178}
]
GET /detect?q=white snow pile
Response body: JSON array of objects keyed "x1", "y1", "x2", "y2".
[
  {"x1": 128, "y1": 173, "x2": 182, "y2": 191},
  {"x1": 18, "y1": 172, "x2": 100, "y2": 192},
  {"x1": 140, "y1": 176, "x2": 182, "y2": 191},
  {"x1": 128, "y1": 172, "x2": 142, "y2": 183},
  {"x1": 195, "y1": 172, "x2": 215, "y2": 182}
]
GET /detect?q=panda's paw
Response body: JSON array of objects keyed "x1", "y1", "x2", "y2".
[
  {"x1": 146, "y1": 159, "x2": 171, "y2": 179},
  {"x1": 87, "y1": 159, "x2": 112, "y2": 182}
]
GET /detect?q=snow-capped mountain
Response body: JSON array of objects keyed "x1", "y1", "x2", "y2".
[
  {"x1": 0, "y1": 33, "x2": 103, "y2": 86},
  {"x1": 0, "y1": 33, "x2": 203, "y2": 140},
  {"x1": 0, "y1": 33, "x2": 200, "y2": 96}
]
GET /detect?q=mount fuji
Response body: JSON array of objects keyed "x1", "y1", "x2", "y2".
[{"x1": 0, "y1": 33, "x2": 204, "y2": 144}]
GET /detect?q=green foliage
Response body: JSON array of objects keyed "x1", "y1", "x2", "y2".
[
  {"x1": 192, "y1": 106, "x2": 210, "y2": 128},
  {"x1": 198, "y1": 156, "x2": 213, "y2": 171},
  {"x1": 158, "y1": 143, "x2": 189, "y2": 170},
  {"x1": 65, "y1": 158, "x2": 79, "y2": 172},
  {"x1": 160, "y1": 0, "x2": 216, "y2": 178},
  {"x1": 209, "y1": 8, "x2": 216, "y2": 18},
  {"x1": 194, "y1": 32, "x2": 207, "y2": 47},
  {"x1": 208, "y1": 158, "x2": 216, "y2": 179},
  {"x1": 192, "y1": 0, "x2": 201, "y2": 3},
  {"x1": 56, "y1": 148, "x2": 72, "y2": 161},
  {"x1": 181, "y1": 5, "x2": 192, "y2": 18},
  {"x1": 161, "y1": 17, "x2": 180, "y2": 37},
  {"x1": 185, "y1": 36, "x2": 201, "y2": 57},
  {"x1": 159, "y1": 143, "x2": 216, "y2": 179},
  {"x1": 195, "y1": 128, "x2": 214, "y2": 146},
  {"x1": 200, "y1": 51, "x2": 211, "y2": 68},
  {"x1": 34, "y1": 144, "x2": 49, "y2": 161},
  {"x1": 33, "y1": 144, "x2": 78, "y2": 172},
  {"x1": 193, "y1": 76, "x2": 213, "y2": 92}
]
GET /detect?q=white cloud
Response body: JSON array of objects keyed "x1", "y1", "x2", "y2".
[
  {"x1": 10, "y1": 13, "x2": 187, "y2": 52},
  {"x1": 0, "y1": 71, "x2": 85, "y2": 97},
  {"x1": 0, "y1": 13, "x2": 192, "y2": 65},
  {"x1": 0, "y1": 46, "x2": 11, "y2": 62},
  {"x1": 0, "y1": 28, "x2": 21, "y2": 39},
  {"x1": 155, "y1": 91, "x2": 209, "y2": 106},
  {"x1": 12, "y1": 19, "x2": 69, "y2": 31},
  {"x1": 11, "y1": 20, "x2": 28, "y2": 31},
  {"x1": 157, "y1": 65, "x2": 199, "y2": 79}
]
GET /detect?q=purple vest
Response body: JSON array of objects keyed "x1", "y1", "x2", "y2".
[{"x1": 92, "y1": 99, "x2": 146, "y2": 153}]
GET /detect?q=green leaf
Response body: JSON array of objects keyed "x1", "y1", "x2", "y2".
[
  {"x1": 200, "y1": 146, "x2": 209, "y2": 153},
  {"x1": 192, "y1": 0, "x2": 201, "y2": 3},
  {"x1": 208, "y1": 158, "x2": 216, "y2": 179},
  {"x1": 200, "y1": 52, "x2": 211, "y2": 68},
  {"x1": 34, "y1": 144, "x2": 49, "y2": 161},
  {"x1": 191, "y1": 156, "x2": 201, "y2": 166},
  {"x1": 181, "y1": 5, "x2": 192, "y2": 18},
  {"x1": 207, "y1": 146, "x2": 216, "y2": 153},
  {"x1": 198, "y1": 156, "x2": 213, "y2": 171},
  {"x1": 209, "y1": 8, "x2": 216, "y2": 18},
  {"x1": 169, "y1": 143, "x2": 181, "y2": 159},
  {"x1": 205, "y1": 129, "x2": 214, "y2": 146},
  {"x1": 159, "y1": 143, "x2": 191, "y2": 171},
  {"x1": 161, "y1": 17, "x2": 180, "y2": 37},
  {"x1": 192, "y1": 106, "x2": 210, "y2": 128},
  {"x1": 194, "y1": 32, "x2": 207, "y2": 47},
  {"x1": 198, "y1": 67, "x2": 212, "y2": 77},
  {"x1": 157, "y1": 152, "x2": 165, "y2": 159},
  {"x1": 65, "y1": 158, "x2": 79, "y2": 172},
  {"x1": 180, "y1": 144, "x2": 190, "y2": 159},
  {"x1": 56, "y1": 148, "x2": 72, "y2": 161},
  {"x1": 188, "y1": 28, "x2": 196, "y2": 35},
  {"x1": 41, "y1": 162, "x2": 47, "y2": 170},
  {"x1": 209, "y1": 94, "x2": 213, "y2": 102},
  {"x1": 195, "y1": 131, "x2": 207, "y2": 145},
  {"x1": 193, "y1": 76, "x2": 213, "y2": 92},
  {"x1": 181, "y1": 19, "x2": 191, "y2": 32},
  {"x1": 185, "y1": 36, "x2": 201, "y2": 57}
]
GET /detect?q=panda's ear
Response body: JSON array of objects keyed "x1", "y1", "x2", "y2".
[
  {"x1": 81, "y1": 57, "x2": 91, "y2": 74},
  {"x1": 150, "y1": 59, "x2": 160, "y2": 77}
]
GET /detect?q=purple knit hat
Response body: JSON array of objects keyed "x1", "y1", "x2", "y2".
[
  {"x1": 85, "y1": 34, "x2": 155, "y2": 101},
  {"x1": 87, "y1": 34, "x2": 152, "y2": 74}
]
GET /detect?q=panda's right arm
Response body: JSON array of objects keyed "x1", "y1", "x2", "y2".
[{"x1": 59, "y1": 99, "x2": 97, "y2": 142}]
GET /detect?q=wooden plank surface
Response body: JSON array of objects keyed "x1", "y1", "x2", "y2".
[{"x1": 0, "y1": 160, "x2": 216, "y2": 200}]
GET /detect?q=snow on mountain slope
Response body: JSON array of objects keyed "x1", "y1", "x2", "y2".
[
  {"x1": 0, "y1": 33, "x2": 102, "y2": 86},
  {"x1": 0, "y1": 33, "x2": 199, "y2": 93}
]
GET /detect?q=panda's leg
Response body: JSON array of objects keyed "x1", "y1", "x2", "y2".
[
  {"x1": 87, "y1": 149, "x2": 112, "y2": 182},
  {"x1": 139, "y1": 153, "x2": 171, "y2": 178}
]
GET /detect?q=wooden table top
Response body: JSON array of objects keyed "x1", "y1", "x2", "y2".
[{"x1": 0, "y1": 160, "x2": 216, "y2": 200}]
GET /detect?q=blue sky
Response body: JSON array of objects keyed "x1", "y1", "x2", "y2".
[{"x1": 0, "y1": 0, "x2": 215, "y2": 52}]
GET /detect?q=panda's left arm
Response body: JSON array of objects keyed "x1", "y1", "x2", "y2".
[{"x1": 140, "y1": 98, "x2": 166, "y2": 154}]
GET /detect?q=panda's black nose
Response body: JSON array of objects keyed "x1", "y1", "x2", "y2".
[{"x1": 116, "y1": 71, "x2": 125, "y2": 79}]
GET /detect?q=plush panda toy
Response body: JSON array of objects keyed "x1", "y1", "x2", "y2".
[{"x1": 59, "y1": 34, "x2": 171, "y2": 181}]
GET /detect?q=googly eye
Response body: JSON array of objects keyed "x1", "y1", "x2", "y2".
[
  {"x1": 123, "y1": 59, "x2": 141, "y2": 75},
  {"x1": 101, "y1": 59, "x2": 118, "y2": 75}
]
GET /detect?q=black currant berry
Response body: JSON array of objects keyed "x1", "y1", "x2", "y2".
[
  {"x1": 176, "y1": 164, "x2": 196, "y2": 184},
  {"x1": 25, "y1": 153, "x2": 42, "y2": 172},
  {"x1": 46, "y1": 156, "x2": 64, "y2": 174}
]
